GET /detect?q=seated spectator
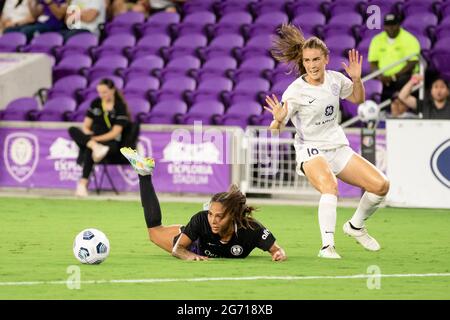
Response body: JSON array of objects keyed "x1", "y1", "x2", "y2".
[
  {"x1": 368, "y1": 13, "x2": 421, "y2": 109},
  {"x1": 0, "y1": 0, "x2": 35, "y2": 34},
  {"x1": 4, "y1": 0, "x2": 69, "y2": 41},
  {"x1": 397, "y1": 74, "x2": 450, "y2": 119},
  {"x1": 109, "y1": 0, "x2": 143, "y2": 17},
  {"x1": 148, "y1": 0, "x2": 185, "y2": 14},
  {"x1": 62, "y1": 0, "x2": 105, "y2": 40},
  {"x1": 68, "y1": 78, "x2": 131, "y2": 197}
]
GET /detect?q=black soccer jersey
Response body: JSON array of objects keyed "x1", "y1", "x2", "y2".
[{"x1": 181, "y1": 211, "x2": 276, "y2": 258}]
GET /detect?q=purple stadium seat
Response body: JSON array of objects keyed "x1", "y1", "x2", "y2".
[
  {"x1": 324, "y1": 35, "x2": 356, "y2": 57},
  {"x1": 271, "y1": 78, "x2": 294, "y2": 97},
  {"x1": 179, "y1": 101, "x2": 225, "y2": 125},
  {"x1": 0, "y1": 32, "x2": 27, "y2": 52},
  {"x1": 198, "y1": 34, "x2": 245, "y2": 60},
  {"x1": 172, "y1": 11, "x2": 216, "y2": 37},
  {"x1": 364, "y1": 0, "x2": 400, "y2": 17},
  {"x1": 30, "y1": 97, "x2": 77, "y2": 121},
  {"x1": 0, "y1": 97, "x2": 39, "y2": 121},
  {"x1": 402, "y1": 13, "x2": 438, "y2": 37},
  {"x1": 230, "y1": 56, "x2": 275, "y2": 82},
  {"x1": 45, "y1": 75, "x2": 88, "y2": 100},
  {"x1": 152, "y1": 76, "x2": 197, "y2": 103},
  {"x1": 267, "y1": 63, "x2": 296, "y2": 84},
  {"x1": 136, "y1": 12, "x2": 180, "y2": 36},
  {"x1": 430, "y1": 49, "x2": 450, "y2": 79},
  {"x1": 105, "y1": 11, "x2": 146, "y2": 36},
  {"x1": 357, "y1": 37, "x2": 374, "y2": 56},
  {"x1": 250, "y1": 0, "x2": 289, "y2": 16},
  {"x1": 214, "y1": 0, "x2": 258, "y2": 16},
  {"x1": 120, "y1": 55, "x2": 165, "y2": 81},
  {"x1": 327, "y1": 1, "x2": 362, "y2": 16},
  {"x1": 83, "y1": 55, "x2": 128, "y2": 82},
  {"x1": 215, "y1": 101, "x2": 262, "y2": 128},
  {"x1": 53, "y1": 54, "x2": 92, "y2": 82},
  {"x1": 327, "y1": 56, "x2": 345, "y2": 73},
  {"x1": 185, "y1": 76, "x2": 233, "y2": 105},
  {"x1": 143, "y1": 99, "x2": 187, "y2": 124},
  {"x1": 364, "y1": 79, "x2": 383, "y2": 102},
  {"x1": 432, "y1": 24, "x2": 450, "y2": 42},
  {"x1": 161, "y1": 34, "x2": 208, "y2": 59},
  {"x1": 126, "y1": 34, "x2": 171, "y2": 60},
  {"x1": 288, "y1": 0, "x2": 328, "y2": 17},
  {"x1": 67, "y1": 98, "x2": 95, "y2": 122},
  {"x1": 182, "y1": 0, "x2": 216, "y2": 14},
  {"x1": 224, "y1": 78, "x2": 271, "y2": 106},
  {"x1": 123, "y1": 76, "x2": 160, "y2": 99},
  {"x1": 78, "y1": 76, "x2": 124, "y2": 102},
  {"x1": 243, "y1": 12, "x2": 289, "y2": 39},
  {"x1": 54, "y1": 32, "x2": 98, "y2": 59},
  {"x1": 20, "y1": 32, "x2": 63, "y2": 55},
  {"x1": 157, "y1": 56, "x2": 201, "y2": 79},
  {"x1": 235, "y1": 34, "x2": 273, "y2": 61},
  {"x1": 194, "y1": 56, "x2": 238, "y2": 79},
  {"x1": 124, "y1": 97, "x2": 151, "y2": 122},
  {"x1": 207, "y1": 12, "x2": 253, "y2": 38},
  {"x1": 291, "y1": 12, "x2": 326, "y2": 37},
  {"x1": 402, "y1": 1, "x2": 437, "y2": 16},
  {"x1": 91, "y1": 34, "x2": 136, "y2": 59}
]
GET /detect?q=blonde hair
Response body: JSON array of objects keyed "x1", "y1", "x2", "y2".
[{"x1": 271, "y1": 24, "x2": 330, "y2": 76}]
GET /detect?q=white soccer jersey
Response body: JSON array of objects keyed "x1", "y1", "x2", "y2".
[{"x1": 281, "y1": 70, "x2": 354, "y2": 150}]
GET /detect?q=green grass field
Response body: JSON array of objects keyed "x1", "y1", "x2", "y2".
[{"x1": 1, "y1": 196, "x2": 449, "y2": 300}]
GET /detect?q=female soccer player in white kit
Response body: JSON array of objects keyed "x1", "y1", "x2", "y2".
[{"x1": 264, "y1": 24, "x2": 390, "y2": 259}]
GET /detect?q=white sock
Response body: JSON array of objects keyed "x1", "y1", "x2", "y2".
[
  {"x1": 318, "y1": 194, "x2": 338, "y2": 248},
  {"x1": 350, "y1": 192, "x2": 385, "y2": 228}
]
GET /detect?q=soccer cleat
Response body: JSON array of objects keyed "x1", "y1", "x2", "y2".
[
  {"x1": 120, "y1": 147, "x2": 155, "y2": 176},
  {"x1": 343, "y1": 221, "x2": 381, "y2": 251},
  {"x1": 318, "y1": 246, "x2": 341, "y2": 259}
]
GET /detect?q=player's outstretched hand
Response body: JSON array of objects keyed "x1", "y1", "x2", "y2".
[
  {"x1": 191, "y1": 255, "x2": 209, "y2": 261},
  {"x1": 264, "y1": 94, "x2": 288, "y2": 123},
  {"x1": 342, "y1": 49, "x2": 362, "y2": 81},
  {"x1": 271, "y1": 248, "x2": 287, "y2": 262}
]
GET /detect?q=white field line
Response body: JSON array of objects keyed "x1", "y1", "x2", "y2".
[{"x1": 1, "y1": 273, "x2": 450, "y2": 286}]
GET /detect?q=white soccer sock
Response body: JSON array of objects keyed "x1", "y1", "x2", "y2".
[
  {"x1": 318, "y1": 194, "x2": 338, "y2": 248},
  {"x1": 350, "y1": 192, "x2": 385, "y2": 228}
]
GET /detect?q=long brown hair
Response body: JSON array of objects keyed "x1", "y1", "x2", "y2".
[
  {"x1": 98, "y1": 78, "x2": 131, "y2": 120},
  {"x1": 271, "y1": 24, "x2": 330, "y2": 76},
  {"x1": 210, "y1": 185, "x2": 256, "y2": 230}
]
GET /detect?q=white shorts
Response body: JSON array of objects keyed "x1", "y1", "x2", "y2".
[{"x1": 294, "y1": 145, "x2": 355, "y2": 176}]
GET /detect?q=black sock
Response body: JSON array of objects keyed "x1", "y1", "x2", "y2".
[
  {"x1": 139, "y1": 175, "x2": 162, "y2": 228},
  {"x1": 349, "y1": 221, "x2": 362, "y2": 230}
]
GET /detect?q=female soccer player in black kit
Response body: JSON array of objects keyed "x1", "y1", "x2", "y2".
[{"x1": 120, "y1": 147, "x2": 287, "y2": 262}]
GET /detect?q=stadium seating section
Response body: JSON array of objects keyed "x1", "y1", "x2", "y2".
[{"x1": 1, "y1": 0, "x2": 449, "y2": 127}]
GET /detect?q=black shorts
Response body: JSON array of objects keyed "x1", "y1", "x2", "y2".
[{"x1": 172, "y1": 226, "x2": 200, "y2": 254}]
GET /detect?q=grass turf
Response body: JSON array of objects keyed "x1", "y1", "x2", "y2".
[{"x1": 0, "y1": 197, "x2": 449, "y2": 300}]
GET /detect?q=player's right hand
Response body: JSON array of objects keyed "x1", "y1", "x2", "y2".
[{"x1": 264, "y1": 94, "x2": 288, "y2": 123}]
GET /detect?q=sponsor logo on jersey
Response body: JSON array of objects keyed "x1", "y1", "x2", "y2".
[{"x1": 230, "y1": 245, "x2": 243, "y2": 256}]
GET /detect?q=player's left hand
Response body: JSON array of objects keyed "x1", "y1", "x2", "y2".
[
  {"x1": 271, "y1": 248, "x2": 287, "y2": 262},
  {"x1": 342, "y1": 49, "x2": 363, "y2": 81}
]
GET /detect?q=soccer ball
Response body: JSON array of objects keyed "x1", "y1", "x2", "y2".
[
  {"x1": 357, "y1": 100, "x2": 379, "y2": 122},
  {"x1": 73, "y1": 228, "x2": 110, "y2": 264}
]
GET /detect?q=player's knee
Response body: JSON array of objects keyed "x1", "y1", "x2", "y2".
[
  {"x1": 317, "y1": 177, "x2": 338, "y2": 195},
  {"x1": 372, "y1": 178, "x2": 390, "y2": 196}
]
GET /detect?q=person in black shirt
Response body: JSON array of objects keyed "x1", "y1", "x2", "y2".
[
  {"x1": 398, "y1": 75, "x2": 450, "y2": 119},
  {"x1": 120, "y1": 147, "x2": 287, "y2": 262},
  {"x1": 69, "y1": 78, "x2": 131, "y2": 197}
]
